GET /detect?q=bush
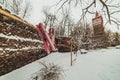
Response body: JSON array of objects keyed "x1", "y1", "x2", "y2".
[{"x1": 32, "y1": 62, "x2": 64, "y2": 80}]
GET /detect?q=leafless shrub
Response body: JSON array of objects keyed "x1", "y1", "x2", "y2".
[{"x1": 32, "y1": 62, "x2": 64, "y2": 80}]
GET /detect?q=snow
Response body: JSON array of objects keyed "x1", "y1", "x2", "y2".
[
  {"x1": 116, "y1": 45, "x2": 120, "y2": 49},
  {"x1": 0, "y1": 33, "x2": 43, "y2": 43},
  {"x1": 0, "y1": 47, "x2": 120, "y2": 80},
  {"x1": 81, "y1": 49, "x2": 88, "y2": 54},
  {"x1": 0, "y1": 46, "x2": 42, "y2": 52}
]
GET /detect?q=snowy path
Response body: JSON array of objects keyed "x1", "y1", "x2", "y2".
[{"x1": 0, "y1": 47, "x2": 120, "y2": 80}]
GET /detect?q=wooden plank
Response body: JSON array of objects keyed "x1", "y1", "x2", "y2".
[{"x1": 0, "y1": 7, "x2": 35, "y2": 29}]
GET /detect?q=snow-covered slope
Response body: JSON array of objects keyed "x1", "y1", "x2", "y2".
[{"x1": 0, "y1": 47, "x2": 120, "y2": 80}]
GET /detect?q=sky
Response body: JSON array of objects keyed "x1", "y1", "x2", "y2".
[
  {"x1": 29, "y1": 0, "x2": 60, "y2": 25},
  {"x1": 28, "y1": 0, "x2": 84, "y2": 25}
]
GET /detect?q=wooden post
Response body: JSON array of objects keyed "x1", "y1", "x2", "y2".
[{"x1": 70, "y1": 39, "x2": 72, "y2": 66}]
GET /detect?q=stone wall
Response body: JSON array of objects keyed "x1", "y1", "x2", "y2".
[{"x1": 0, "y1": 8, "x2": 47, "y2": 76}]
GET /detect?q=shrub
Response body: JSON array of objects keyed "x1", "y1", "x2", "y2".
[{"x1": 32, "y1": 62, "x2": 64, "y2": 80}]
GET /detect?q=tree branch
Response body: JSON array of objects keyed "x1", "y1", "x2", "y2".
[{"x1": 100, "y1": 0, "x2": 111, "y2": 24}]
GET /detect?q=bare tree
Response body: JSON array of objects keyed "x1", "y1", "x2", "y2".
[
  {"x1": 0, "y1": 0, "x2": 6, "y2": 5},
  {"x1": 1, "y1": 0, "x2": 32, "y2": 19},
  {"x1": 57, "y1": 0, "x2": 120, "y2": 28},
  {"x1": 42, "y1": 7, "x2": 57, "y2": 28},
  {"x1": 9, "y1": 0, "x2": 23, "y2": 15},
  {"x1": 56, "y1": 6, "x2": 74, "y2": 36},
  {"x1": 21, "y1": 0, "x2": 32, "y2": 19},
  {"x1": 71, "y1": 23, "x2": 94, "y2": 49},
  {"x1": 112, "y1": 32, "x2": 120, "y2": 45},
  {"x1": 57, "y1": 7, "x2": 69, "y2": 36},
  {"x1": 104, "y1": 30, "x2": 113, "y2": 46}
]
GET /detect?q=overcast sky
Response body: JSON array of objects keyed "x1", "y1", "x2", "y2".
[
  {"x1": 28, "y1": 0, "x2": 120, "y2": 32},
  {"x1": 29, "y1": 0, "x2": 59, "y2": 25},
  {"x1": 28, "y1": 0, "x2": 86, "y2": 25}
]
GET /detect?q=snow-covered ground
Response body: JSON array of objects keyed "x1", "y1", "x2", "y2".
[{"x1": 0, "y1": 47, "x2": 120, "y2": 80}]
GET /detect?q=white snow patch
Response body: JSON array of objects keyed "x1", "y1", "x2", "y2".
[
  {"x1": 0, "y1": 33, "x2": 43, "y2": 43},
  {"x1": 0, "y1": 46, "x2": 42, "y2": 51},
  {"x1": 116, "y1": 45, "x2": 120, "y2": 49},
  {"x1": 0, "y1": 48, "x2": 3, "y2": 51}
]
